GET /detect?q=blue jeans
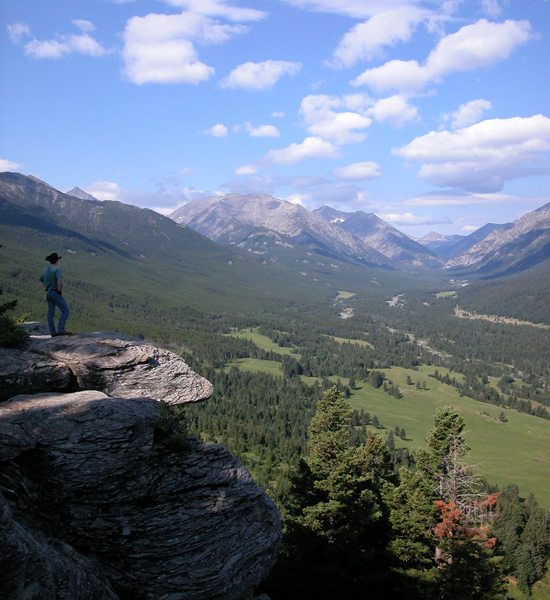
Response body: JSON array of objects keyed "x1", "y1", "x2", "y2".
[{"x1": 46, "y1": 291, "x2": 70, "y2": 334}]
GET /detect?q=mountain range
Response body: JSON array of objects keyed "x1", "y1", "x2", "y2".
[
  {"x1": 417, "y1": 223, "x2": 510, "y2": 258},
  {"x1": 315, "y1": 207, "x2": 441, "y2": 268},
  {"x1": 446, "y1": 202, "x2": 550, "y2": 277},
  {"x1": 170, "y1": 194, "x2": 445, "y2": 271},
  {"x1": 0, "y1": 173, "x2": 406, "y2": 331},
  {"x1": 169, "y1": 193, "x2": 550, "y2": 278},
  {"x1": 169, "y1": 193, "x2": 394, "y2": 269},
  {"x1": 1, "y1": 171, "x2": 550, "y2": 305}
]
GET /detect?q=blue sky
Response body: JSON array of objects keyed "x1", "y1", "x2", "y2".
[{"x1": 2, "y1": 0, "x2": 550, "y2": 236}]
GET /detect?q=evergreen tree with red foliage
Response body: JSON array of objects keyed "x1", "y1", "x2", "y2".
[{"x1": 388, "y1": 407, "x2": 506, "y2": 599}]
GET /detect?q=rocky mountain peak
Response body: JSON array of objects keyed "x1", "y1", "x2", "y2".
[
  {"x1": 446, "y1": 205, "x2": 550, "y2": 272},
  {"x1": 170, "y1": 193, "x2": 392, "y2": 267},
  {"x1": 418, "y1": 231, "x2": 453, "y2": 243},
  {"x1": 312, "y1": 205, "x2": 351, "y2": 223},
  {"x1": 66, "y1": 186, "x2": 98, "y2": 201},
  {"x1": 334, "y1": 210, "x2": 442, "y2": 267}
]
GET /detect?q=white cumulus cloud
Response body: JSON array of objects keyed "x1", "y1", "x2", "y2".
[
  {"x1": 9, "y1": 20, "x2": 108, "y2": 59},
  {"x1": 7, "y1": 23, "x2": 31, "y2": 43},
  {"x1": 206, "y1": 123, "x2": 228, "y2": 137},
  {"x1": 353, "y1": 19, "x2": 532, "y2": 93},
  {"x1": 161, "y1": 0, "x2": 267, "y2": 22},
  {"x1": 85, "y1": 181, "x2": 192, "y2": 210},
  {"x1": 393, "y1": 114, "x2": 550, "y2": 192},
  {"x1": 122, "y1": 12, "x2": 248, "y2": 84},
  {"x1": 481, "y1": 0, "x2": 502, "y2": 18},
  {"x1": 235, "y1": 165, "x2": 258, "y2": 175},
  {"x1": 85, "y1": 181, "x2": 121, "y2": 201},
  {"x1": 0, "y1": 158, "x2": 24, "y2": 171},
  {"x1": 444, "y1": 99, "x2": 493, "y2": 129},
  {"x1": 267, "y1": 137, "x2": 337, "y2": 165},
  {"x1": 220, "y1": 60, "x2": 301, "y2": 91},
  {"x1": 365, "y1": 94, "x2": 418, "y2": 126},
  {"x1": 245, "y1": 123, "x2": 281, "y2": 137},
  {"x1": 300, "y1": 94, "x2": 372, "y2": 144},
  {"x1": 73, "y1": 20, "x2": 96, "y2": 33},
  {"x1": 286, "y1": 193, "x2": 308, "y2": 206},
  {"x1": 334, "y1": 162, "x2": 381, "y2": 180},
  {"x1": 329, "y1": 7, "x2": 426, "y2": 68}
]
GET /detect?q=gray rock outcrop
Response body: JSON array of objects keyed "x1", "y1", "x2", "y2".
[
  {"x1": 0, "y1": 346, "x2": 71, "y2": 402},
  {"x1": 0, "y1": 327, "x2": 281, "y2": 600},
  {"x1": 0, "y1": 483, "x2": 118, "y2": 600},
  {"x1": 2, "y1": 322, "x2": 213, "y2": 404}
]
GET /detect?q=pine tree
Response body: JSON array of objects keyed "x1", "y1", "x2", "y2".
[
  {"x1": 515, "y1": 545, "x2": 538, "y2": 591},
  {"x1": 0, "y1": 245, "x2": 29, "y2": 348},
  {"x1": 369, "y1": 370, "x2": 384, "y2": 389},
  {"x1": 389, "y1": 407, "x2": 506, "y2": 599},
  {"x1": 263, "y1": 387, "x2": 397, "y2": 599}
]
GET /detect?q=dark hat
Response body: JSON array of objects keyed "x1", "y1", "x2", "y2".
[{"x1": 45, "y1": 253, "x2": 62, "y2": 263}]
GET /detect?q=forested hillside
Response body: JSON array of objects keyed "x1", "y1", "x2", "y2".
[{"x1": 455, "y1": 264, "x2": 550, "y2": 326}]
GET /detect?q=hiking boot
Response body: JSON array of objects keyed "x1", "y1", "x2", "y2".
[
  {"x1": 58, "y1": 330, "x2": 73, "y2": 336},
  {"x1": 51, "y1": 332, "x2": 59, "y2": 337}
]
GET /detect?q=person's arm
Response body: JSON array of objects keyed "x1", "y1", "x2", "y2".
[
  {"x1": 39, "y1": 273, "x2": 47, "y2": 291},
  {"x1": 55, "y1": 267, "x2": 63, "y2": 293}
]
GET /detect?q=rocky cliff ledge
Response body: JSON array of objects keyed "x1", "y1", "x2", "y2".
[{"x1": 0, "y1": 324, "x2": 281, "y2": 600}]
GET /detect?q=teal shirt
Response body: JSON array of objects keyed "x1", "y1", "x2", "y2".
[{"x1": 39, "y1": 265, "x2": 62, "y2": 292}]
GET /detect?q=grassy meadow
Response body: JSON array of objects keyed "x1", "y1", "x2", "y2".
[
  {"x1": 508, "y1": 569, "x2": 550, "y2": 599},
  {"x1": 325, "y1": 334, "x2": 373, "y2": 348},
  {"x1": 347, "y1": 364, "x2": 550, "y2": 506},
  {"x1": 226, "y1": 331, "x2": 550, "y2": 508},
  {"x1": 225, "y1": 329, "x2": 300, "y2": 357},
  {"x1": 224, "y1": 358, "x2": 284, "y2": 378}
]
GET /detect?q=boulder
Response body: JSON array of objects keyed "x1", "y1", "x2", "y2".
[
  {"x1": 0, "y1": 329, "x2": 281, "y2": 599},
  {"x1": 0, "y1": 347, "x2": 71, "y2": 402},
  {"x1": 2, "y1": 325, "x2": 213, "y2": 406},
  {"x1": 0, "y1": 488, "x2": 119, "y2": 600}
]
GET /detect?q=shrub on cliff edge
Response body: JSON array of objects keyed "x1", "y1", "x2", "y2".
[
  {"x1": 153, "y1": 402, "x2": 190, "y2": 451},
  {"x1": 0, "y1": 289, "x2": 28, "y2": 348}
]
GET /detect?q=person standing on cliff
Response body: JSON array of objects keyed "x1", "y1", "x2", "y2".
[{"x1": 39, "y1": 253, "x2": 72, "y2": 337}]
